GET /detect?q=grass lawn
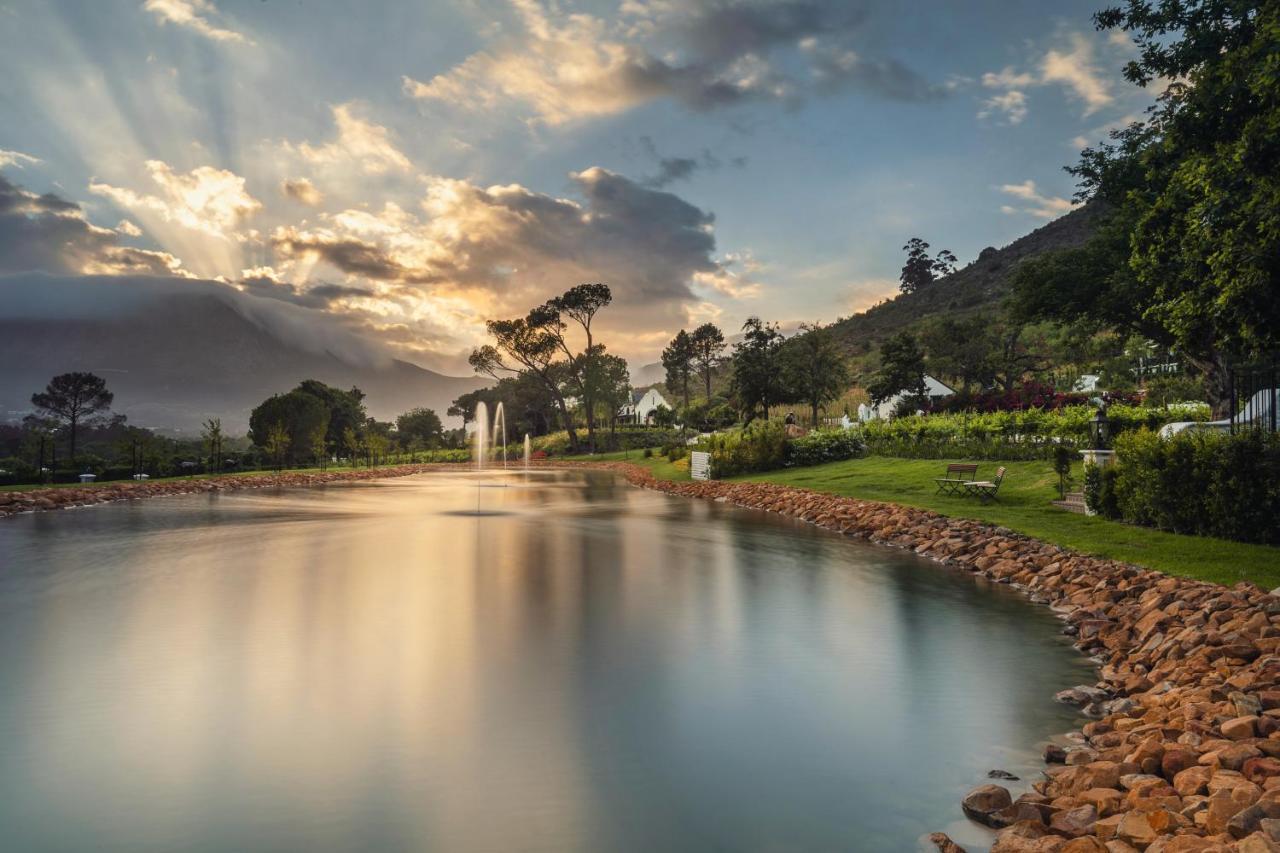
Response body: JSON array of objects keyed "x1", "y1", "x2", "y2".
[{"x1": 567, "y1": 450, "x2": 1280, "y2": 588}]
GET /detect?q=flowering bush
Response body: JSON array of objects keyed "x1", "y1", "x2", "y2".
[{"x1": 927, "y1": 381, "x2": 1143, "y2": 414}]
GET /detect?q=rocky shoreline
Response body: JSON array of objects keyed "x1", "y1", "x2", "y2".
[
  {"x1": 0, "y1": 464, "x2": 453, "y2": 517},
  {"x1": 566, "y1": 461, "x2": 1280, "y2": 852},
  {"x1": 9, "y1": 461, "x2": 1280, "y2": 850}
]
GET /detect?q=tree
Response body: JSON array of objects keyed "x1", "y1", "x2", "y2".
[
  {"x1": 689, "y1": 323, "x2": 726, "y2": 399},
  {"x1": 779, "y1": 322, "x2": 850, "y2": 427},
  {"x1": 867, "y1": 332, "x2": 927, "y2": 408},
  {"x1": 307, "y1": 423, "x2": 328, "y2": 469},
  {"x1": 364, "y1": 421, "x2": 392, "y2": 466},
  {"x1": 201, "y1": 417, "x2": 224, "y2": 475},
  {"x1": 661, "y1": 329, "x2": 696, "y2": 410},
  {"x1": 249, "y1": 390, "x2": 330, "y2": 467},
  {"x1": 899, "y1": 238, "x2": 959, "y2": 294},
  {"x1": 1012, "y1": 1, "x2": 1280, "y2": 416},
  {"x1": 263, "y1": 422, "x2": 291, "y2": 471},
  {"x1": 471, "y1": 313, "x2": 581, "y2": 449},
  {"x1": 544, "y1": 283, "x2": 614, "y2": 451},
  {"x1": 448, "y1": 387, "x2": 500, "y2": 424},
  {"x1": 900, "y1": 238, "x2": 934, "y2": 294},
  {"x1": 920, "y1": 317, "x2": 995, "y2": 396},
  {"x1": 933, "y1": 249, "x2": 958, "y2": 277},
  {"x1": 396, "y1": 407, "x2": 444, "y2": 448},
  {"x1": 580, "y1": 350, "x2": 631, "y2": 433},
  {"x1": 729, "y1": 317, "x2": 785, "y2": 423},
  {"x1": 294, "y1": 380, "x2": 367, "y2": 454},
  {"x1": 30, "y1": 372, "x2": 114, "y2": 465},
  {"x1": 341, "y1": 426, "x2": 363, "y2": 465}
]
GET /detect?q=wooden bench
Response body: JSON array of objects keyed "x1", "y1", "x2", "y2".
[
  {"x1": 934, "y1": 463, "x2": 979, "y2": 494},
  {"x1": 963, "y1": 467, "x2": 1007, "y2": 504}
]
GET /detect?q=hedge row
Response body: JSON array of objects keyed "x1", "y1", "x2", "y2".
[
  {"x1": 856, "y1": 403, "x2": 1208, "y2": 461},
  {"x1": 1087, "y1": 429, "x2": 1280, "y2": 545},
  {"x1": 700, "y1": 423, "x2": 866, "y2": 478}
]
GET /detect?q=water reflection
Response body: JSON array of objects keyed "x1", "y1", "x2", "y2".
[{"x1": 0, "y1": 470, "x2": 1092, "y2": 851}]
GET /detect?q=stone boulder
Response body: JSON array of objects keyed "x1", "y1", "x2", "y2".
[{"x1": 963, "y1": 784, "x2": 1014, "y2": 827}]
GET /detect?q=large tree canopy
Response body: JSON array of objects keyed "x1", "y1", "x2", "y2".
[
  {"x1": 249, "y1": 390, "x2": 330, "y2": 466},
  {"x1": 31, "y1": 372, "x2": 114, "y2": 463},
  {"x1": 1010, "y1": 0, "x2": 1280, "y2": 414}
]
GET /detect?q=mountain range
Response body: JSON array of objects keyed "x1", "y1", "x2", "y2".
[{"x1": 0, "y1": 274, "x2": 486, "y2": 434}]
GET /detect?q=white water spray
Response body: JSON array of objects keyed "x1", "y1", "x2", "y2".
[
  {"x1": 473, "y1": 401, "x2": 489, "y2": 471},
  {"x1": 523, "y1": 434, "x2": 531, "y2": 468},
  {"x1": 493, "y1": 402, "x2": 507, "y2": 470}
]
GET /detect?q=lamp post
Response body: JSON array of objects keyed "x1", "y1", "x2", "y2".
[
  {"x1": 1089, "y1": 405, "x2": 1111, "y2": 451},
  {"x1": 1080, "y1": 403, "x2": 1116, "y2": 515}
]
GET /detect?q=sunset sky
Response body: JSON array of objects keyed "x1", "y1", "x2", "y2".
[{"x1": 0, "y1": 0, "x2": 1164, "y2": 374}]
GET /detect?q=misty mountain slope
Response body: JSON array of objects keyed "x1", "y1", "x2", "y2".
[
  {"x1": 831, "y1": 203, "x2": 1103, "y2": 351},
  {"x1": 0, "y1": 276, "x2": 486, "y2": 433}
]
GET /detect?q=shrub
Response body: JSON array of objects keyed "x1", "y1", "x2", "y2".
[
  {"x1": 1052, "y1": 444, "x2": 1075, "y2": 499},
  {"x1": 1094, "y1": 429, "x2": 1280, "y2": 544},
  {"x1": 700, "y1": 420, "x2": 788, "y2": 478},
  {"x1": 786, "y1": 429, "x2": 867, "y2": 467},
  {"x1": 642, "y1": 447, "x2": 653, "y2": 458}
]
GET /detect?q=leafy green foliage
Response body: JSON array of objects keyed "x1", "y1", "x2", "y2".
[
  {"x1": 1013, "y1": 1, "x2": 1280, "y2": 413},
  {"x1": 701, "y1": 420, "x2": 789, "y2": 478},
  {"x1": 690, "y1": 323, "x2": 727, "y2": 399},
  {"x1": 786, "y1": 429, "x2": 867, "y2": 467},
  {"x1": 1095, "y1": 429, "x2": 1280, "y2": 545},
  {"x1": 396, "y1": 407, "x2": 444, "y2": 447},
  {"x1": 858, "y1": 404, "x2": 1206, "y2": 460},
  {"x1": 729, "y1": 317, "x2": 785, "y2": 422},
  {"x1": 866, "y1": 331, "x2": 927, "y2": 406},
  {"x1": 778, "y1": 322, "x2": 850, "y2": 426},
  {"x1": 294, "y1": 380, "x2": 367, "y2": 453},
  {"x1": 249, "y1": 390, "x2": 330, "y2": 466},
  {"x1": 661, "y1": 329, "x2": 696, "y2": 409}
]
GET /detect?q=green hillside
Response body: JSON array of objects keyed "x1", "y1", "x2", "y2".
[{"x1": 829, "y1": 203, "x2": 1102, "y2": 359}]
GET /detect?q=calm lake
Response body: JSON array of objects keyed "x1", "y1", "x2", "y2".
[{"x1": 0, "y1": 470, "x2": 1092, "y2": 851}]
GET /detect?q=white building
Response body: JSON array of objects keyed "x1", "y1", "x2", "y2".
[
  {"x1": 859, "y1": 374, "x2": 955, "y2": 421},
  {"x1": 618, "y1": 387, "x2": 671, "y2": 425}
]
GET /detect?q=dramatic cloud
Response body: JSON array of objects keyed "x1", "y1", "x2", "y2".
[
  {"x1": 999, "y1": 180, "x2": 1077, "y2": 219},
  {"x1": 288, "y1": 104, "x2": 412, "y2": 175},
  {"x1": 236, "y1": 267, "x2": 372, "y2": 309},
  {"x1": 89, "y1": 160, "x2": 262, "y2": 239},
  {"x1": 0, "y1": 149, "x2": 40, "y2": 169},
  {"x1": 404, "y1": 0, "x2": 945, "y2": 124},
  {"x1": 261, "y1": 166, "x2": 746, "y2": 357},
  {"x1": 281, "y1": 177, "x2": 324, "y2": 206},
  {"x1": 0, "y1": 173, "x2": 186, "y2": 276},
  {"x1": 142, "y1": 0, "x2": 251, "y2": 45},
  {"x1": 978, "y1": 32, "x2": 1115, "y2": 124}
]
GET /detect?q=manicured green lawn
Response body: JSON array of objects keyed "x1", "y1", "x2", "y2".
[{"x1": 568, "y1": 450, "x2": 1280, "y2": 588}]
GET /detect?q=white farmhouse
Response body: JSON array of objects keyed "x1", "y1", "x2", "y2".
[
  {"x1": 859, "y1": 374, "x2": 955, "y2": 421},
  {"x1": 618, "y1": 387, "x2": 671, "y2": 425}
]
